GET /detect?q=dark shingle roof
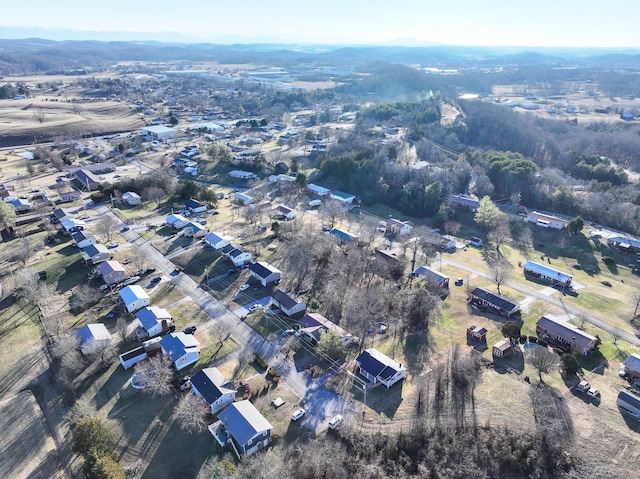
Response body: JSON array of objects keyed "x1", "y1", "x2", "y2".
[
  {"x1": 190, "y1": 367, "x2": 234, "y2": 405},
  {"x1": 271, "y1": 289, "x2": 298, "y2": 309},
  {"x1": 218, "y1": 400, "x2": 273, "y2": 446},
  {"x1": 470, "y1": 287, "x2": 518, "y2": 312}
]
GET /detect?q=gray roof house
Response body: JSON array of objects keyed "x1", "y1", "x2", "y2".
[
  {"x1": 210, "y1": 400, "x2": 273, "y2": 458},
  {"x1": 355, "y1": 348, "x2": 406, "y2": 388},
  {"x1": 72, "y1": 230, "x2": 96, "y2": 249},
  {"x1": 535, "y1": 316, "x2": 597, "y2": 355},
  {"x1": 249, "y1": 262, "x2": 281, "y2": 287},
  {"x1": 97, "y1": 260, "x2": 126, "y2": 285},
  {"x1": 469, "y1": 287, "x2": 520, "y2": 317},
  {"x1": 81, "y1": 243, "x2": 111, "y2": 265},
  {"x1": 412, "y1": 265, "x2": 449, "y2": 289},
  {"x1": 270, "y1": 289, "x2": 306, "y2": 317},
  {"x1": 623, "y1": 353, "x2": 640, "y2": 380},
  {"x1": 190, "y1": 367, "x2": 236, "y2": 414}
]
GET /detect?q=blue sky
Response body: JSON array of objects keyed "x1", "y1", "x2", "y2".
[{"x1": 3, "y1": 0, "x2": 640, "y2": 47}]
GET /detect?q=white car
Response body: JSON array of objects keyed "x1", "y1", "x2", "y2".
[
  {"x1": 248, "y1": 304, "x2": 263, "y2": 313},
  {"x1": 328, "y1": 414, "x2": 343, "y2": 429},
  {"x1": 124, "y1": 276, "x2": 140, "y2": 285},
  {"x1": 587, "y1": 387, "x2": 600, "y2": 398},
  {"x1": 239, "y1": 283, "x2": 250, "y2": 292},
  {"x1": 291, "y1": 408, "x2": 306, "y2": 421}
]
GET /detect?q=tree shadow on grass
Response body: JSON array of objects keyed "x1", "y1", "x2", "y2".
[
  {"x1": 88, "y1": 365, "x2": 132, "y2": 410},
  {"x1": 530, "y1": 382, "x2": 574, "y2": 440},
  {"x1": 401, "y1": 329, "x2": 435, "y2": 376}
]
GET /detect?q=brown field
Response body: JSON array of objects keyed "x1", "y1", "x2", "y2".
[{"x1": 0, "y1": 390, "x2": 65, "y2": 479}]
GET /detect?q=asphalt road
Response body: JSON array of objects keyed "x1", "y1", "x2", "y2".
[{"x1": 97, "y1": 204, "x2": 356, "y2": 430}]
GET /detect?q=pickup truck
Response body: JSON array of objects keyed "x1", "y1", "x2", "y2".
[{"x1": 576, "y1": 380, "x2": 600, "y2": 398}]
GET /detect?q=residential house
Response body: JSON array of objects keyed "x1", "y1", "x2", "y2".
[
  {"x1": 270, "y1": 289, "x2": 306, "y2": 317},
  {"x1": 73, "y1": 169, "x2": 101, "y2": 191},
  {"x1": 61, "y1": 218, "x2": 87, "y2": 234},
  {"x1": 227, "y1": 248, "x2": 252, "y2": 267},
  {"x1": 535, "y1": 315, "x2": 597, "y2": 355},
  {"x1": 617, "y1": 390, "x2": 640, "y2": 418},
  {"x1": 449, "y1": 195, "x2": 480, "y2": 211},
  {"x1": 183, "y1": 221, "x2": 207, "y2": 238},
  {"x1": 211, "y1": 400, "x2": 273, "y2": 458},
  {"x1": 355, "y1": 348, "x2": 406, "y2": 388},
  {"x1": 297, "y1": 312, "x2": 349, "y2": 345},
  {"x1": 11, "y1": 198, "x2": 31, "y2": 212},
  {"x1": 122, "y1": 191, "x2": 141, "y2": 206},
  {"x1": 185, "y1": 198, "x2": 207, "y2": 214},
  {"x1": 622, "y1": 353, "x2": 640, "y2": 380},
  {"x1": 412, "y1": 266, "x2": 449, "y2": 289},
  {"x1": 275, "y1": 204, "x2": 297, "y2": 220},
  {"x1": 119, "y1": 285, "x2": 151, "y2": 313},
  {"x1": 307, "y1": 183, "x2": 330, "y2": 196},
  {"x1": 229, "y1": 170, "x2": 257, "y2": 180},
  {"x1": 386, "y1": 218, "x2": 413, "y2": 235},
  {"x1": 118, "y1": 337, "x2": 162, "y2": 369},
  {"x1": 51, "y1": 208, "x2": 74, "y2": 223},
  {"x1": 329, "y1": 227, "x2": 358, "y2": 243},
  {"x1": 492, "y1": 338, "x2": 513, "y2": 358},
  {"x1": 77, "y1": 323, "x2": 112, "y2": 355},
  {"x1": 141, "y1": 125, "x2": 178, "y2": 140},
  {"x1": 81, "y1": 244, "x2": 111, "y2": 265},
  {"x1": 607, "y1": 236, "x2": 640, "y2": 254},
  {"x1": 136, "y1": 307, "x2": 173, "y2": 338},
  {"x1": 466, "y1": 325, "x2": 487, "y2": 342},
  {"x1": 330, "y1": 190, "x2": 356, "y2": 204},
  {"x1": 249, "y1": 262, "x2": 281, "y2": 287},
  {"x1": 204, "y1": 232, "x2": 231, "y2": 250},
  {"x1": 190, "y1": 367, "x2": 236, "y2": 415},
  {"x1": 523, "y1": 261, "x2": 572, "y2": 289},
  {"x1": 526, "y1": 211, "x2": 568, "y2": 230},
  {"x1": 233, "y1": 192, "x2": 254, "y2": 205},
  {"x1": 423, "y1": 232, "x2": 457, "y2": 251},
  {"x1": 469, "y1": 287, "x2": 520, "y2": 317},
  {"x1": 166, "y1": 213, "x2": 189, "y2": 229},
  {"x1": 160, "y1": 332, "x2": 200, "y2": 370},
  {"x1": 72, "y1": 230, "x2": 97, "y2": 249},
  {"x1": 97, "y1": 260, "x2": 126, "y2": 285}
]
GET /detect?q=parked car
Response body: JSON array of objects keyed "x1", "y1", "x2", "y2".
[
  {"x1": 282, "y1": 329, "x2": 295, "y2": 337},
  {"x1": 183, "y1": 326, "x2": 197, "y2": 335},
  {"x1": 291, "y1": 408, "x2": 306, "y2": 421},
  {"x1": 375, "y1": 322, "x2": 388, "y2": 334},
  {"x1": 121, "y1": 225, "x2": 130, "y2": 232},
  {"x1": 600, "y1": 280, "x2": 612, "y2": 287},
  {"x1": 248, "y1": 304, "x2": 263, "y2": 313},
  {"x1": 124, "y1": 276, "x2": 141, "y2": 286},
  {"x1": 142, "y1": 267, "x2": 156, "y2": 276},
  {"x1": 147, "y1": 276, "x2": 162, "y2": 287},
  {"x1": 328, "y1": 415, "x2": 343, "y2": 429},
  {"x1": 239, "y1": 283, "x2": 250, "y2": 292},
  {"x1": 107, "y1": 242, "x2": 119, "y2": 248},
  {"x1": 454, "y1": 278, "x2": 464, "y2": 286}
]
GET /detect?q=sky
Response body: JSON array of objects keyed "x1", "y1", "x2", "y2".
[{"x1": 3, "y1": 0, "x2": 640, "y2": 47}]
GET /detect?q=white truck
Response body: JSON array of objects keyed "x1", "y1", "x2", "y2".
[{"x1": 576, "y1": 380, "x2": 600, "y2": 398}]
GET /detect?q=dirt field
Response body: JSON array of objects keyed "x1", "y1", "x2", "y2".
[
  {"x1": 0, "y1": 95, "x2": 143, "y2": 147},
  {"x1": 0, "y1": 390, "x2": 65, "y2": 479}
]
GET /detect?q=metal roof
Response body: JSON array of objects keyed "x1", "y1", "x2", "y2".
[
  {"x1": 77, "y1": 323, "x2": 111, "y2": 344},
  {"x1": 623, "y1": 353, "x2": 640, "y2": 373},
  {"x1": 218, "y1": 400, "x2": 273, "y2": 446},
  {"x1": 470, "y1": 287, "x2": 518, "y2": 313},
  {"x1": 523, "y1": 261, "x2": 572, "y2": 284},
  {"x1": 119, "y1": 285, "x2": 150, "y2": 305},
  {"x1": 617, "y1": 390, "x2": 640, "y2": 412},
  {"x1": 413, "y1": 266, "x2": 449, "y2": 284}
]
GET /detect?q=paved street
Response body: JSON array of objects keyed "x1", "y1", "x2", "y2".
[{"x1": 97, "y1": 204, "x2": 356, "y2": 430}]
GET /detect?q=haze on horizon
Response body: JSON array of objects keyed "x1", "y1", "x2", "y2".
[{"x1": 3, "y1": 0, "x2": 640, "y2": 48}]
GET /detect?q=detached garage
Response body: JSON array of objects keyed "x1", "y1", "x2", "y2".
[{"x1": 617, "y1": 389, "x2": 640, "y2": 418}]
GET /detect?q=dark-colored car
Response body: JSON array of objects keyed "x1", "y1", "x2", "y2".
[
  {"x1": 147, "y1": 276, "x2": 161, "y2": 287},
  {"x1": 143, "y1": 267, "x2": 156, "y2": 276},
  {"x1": 121, "y1": 225, "x2": 130, "y2": 232},
  {"x1": 183, "y1": 326, "x2": 197, "y2": 335}
]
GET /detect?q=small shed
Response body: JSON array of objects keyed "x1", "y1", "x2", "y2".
[
  {"x1": 467, "y1": 325, "x2": 487, "y2": 342},
  {"x1": 492, "y1": 338, "x2": 513, "y2": 358}
]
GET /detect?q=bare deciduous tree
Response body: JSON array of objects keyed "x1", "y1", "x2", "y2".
[
  {"x1": 16, "y1": 268, "x2": 55, "y2": 316},
  {"x1": 487, "y1": 258, "x2": 513, "y2": 295},
  {"x1": 134, "y1": 355, "x2": 174, "y2": 396},
  {"x1": 95, "y1": 214, "x2": 119, "y2": 242},
  {"x1": 174, "y1": 393, "x2": 210, "y2": 433},
  {"x1": 527, "y1": 346, "x2": 559, "y2": 382},
  {"x1": 66, "y1": 398, "x2": 97, "y2": 426},
  {"x1": 142, "y1": 186, "x2": 165, "y2": 207},
  {"x1": 319, "y1": 200, "x2": 345, "y2": 230},
  {"x1": 69, "y1": 283, "x2": 100, "y2": 311},
  {"x1": 116, "y1": 316, "x2": 129, "y2": 343},
  {"x1": 129, "y1": 254, "x2": 147, "y2": 275}
]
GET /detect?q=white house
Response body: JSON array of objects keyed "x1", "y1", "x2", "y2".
[
  {"x1": 229, "y1": 170, "x2": 257, "y2": 180},
  {"x1": 233, "y1": 192, "x2": 254, "y2": 205},
  {"x1": 71, "y1": 230, "x2": 96, "y2": 249},
  {"x1": 307, "y1": 183, "x2": 330, "y2": 196},
  {"x1": 526, "y1": 211, "x2": 568, "y2": 230},
  {"x1": 227, "y1": 248, "x2": 252, "y2": 267},
  {"x1": 160, "y1": 332, "x2": 200, "y2": 370},
  {"x1": 355, "y1": 348, "x2": 406, "y2": 388},
  {"x1": 61, "y1": 218, "x2": 87, "y2": 234},
  {"x1": 386, "y1": 218, "x2": 413, "y2": 235},
  {"x1": 270, "y1": 289, "x2": 306, "y2": 317},
  {"x1": 275, "y1": 204, "x2": 297, "y2": 220},
  {"x1": 122, "y1": 191, "x2": 141, "y2": 206},
  {"x1": 183, "y1": 221, "x2": 208, "y2": 238},
  {"x1": 166, "y1": 213, "x2": 189, "y2": 229},
  {"x1": 11, "y1": 198, "x2": 31, "y2": 212},
  {"x1": 119, "y1": 285, "x2": 151, "y2": 313},
  {"x1": 330, "y1": 190, "x2": 356, "y2": 204},
  {"x1": 249, "y1": 262, "x2": 282, "y2": 287},
  {"x1": 141, "y1": 125, "x2": 178, "y2": 140},
  {"x1": 77, "y1": 323, "x2": 112, "y2": 355},
  {"x1": 185, "y1": 198, "x2": 208, "y2": 213},
  {"x1": 190, "y1": 367, "x2": 236, "y2": 415},
  {"x1": 135, "y1": 306, "x2": 173, "y2": 338},
  {"x1": 204, "y1": 232, "x2": 231, "y2": 250}
]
